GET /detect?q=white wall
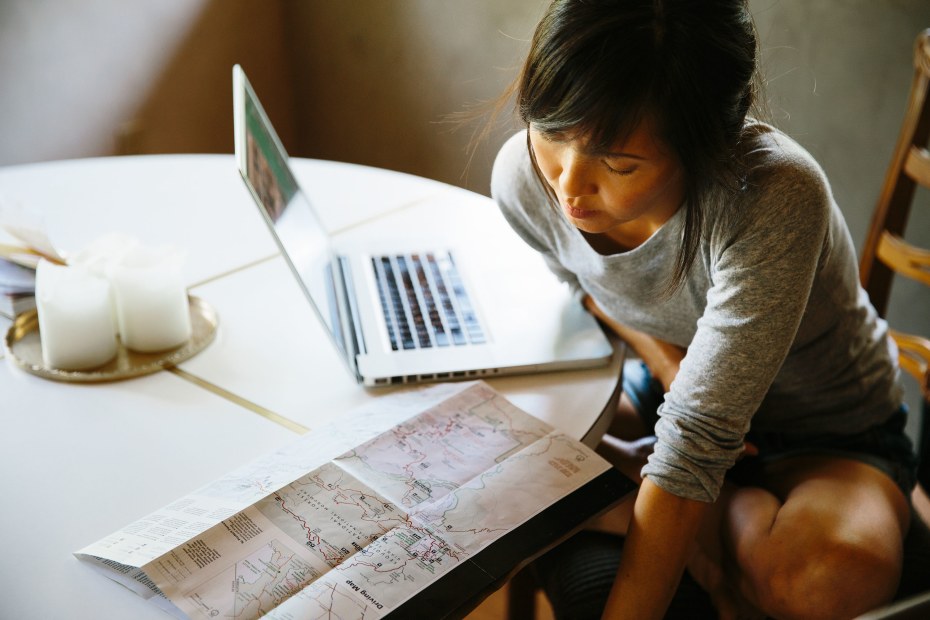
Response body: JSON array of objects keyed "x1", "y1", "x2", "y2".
[
  {"x1": 0, "y1": 0, "x2": 295, "y2": 164},
  {"x1": 0, "y1": 0, "x2": 206, "y2": 162}
]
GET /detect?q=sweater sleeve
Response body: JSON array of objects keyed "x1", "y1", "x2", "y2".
[
  {"x1": 641, "y1": 147, "x2": 834, "y2": 502},
  {"x1": 490, "y1": 131, "x2": 583, "y2": 296}
]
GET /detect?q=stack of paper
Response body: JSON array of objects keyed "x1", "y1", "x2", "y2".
[
  {"x1": 0, "y1": 258, "x2": 36, "y2": 317},
  {"x1": 0, "y1": 199, "x2": 68, "y2": 318}
]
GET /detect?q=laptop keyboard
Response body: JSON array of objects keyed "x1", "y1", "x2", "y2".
[{"x1": 373, "y1": 252, "x2": 485, "y2": 350}]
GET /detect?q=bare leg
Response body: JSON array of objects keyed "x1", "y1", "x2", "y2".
[
  {"x1": 608, "y1": 391, "x2": 649, "y2": 440},
  {"x1": 687, "y1": 483, "x2": 766, "y2": 620},
  {"x1": 711, "y1": 456, "x2": 910, "y2": 619}
]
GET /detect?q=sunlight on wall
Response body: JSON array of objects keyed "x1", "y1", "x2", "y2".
[
  {"x1": 284, "y1": 0, "x2": 544, "y2": 195},
  {"x1": 0, "y1": 0, "x2": 210, "y2": 165}
]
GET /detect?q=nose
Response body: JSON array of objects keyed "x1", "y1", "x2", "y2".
[{"x1": 559, "y1": 149, "x2": 597, "y2": 198}]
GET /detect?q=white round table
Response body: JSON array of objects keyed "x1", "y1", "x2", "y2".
[{"x1": 0, "y1": 155, "x2": 623, "y2": 619}]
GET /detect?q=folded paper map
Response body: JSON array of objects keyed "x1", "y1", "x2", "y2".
[{"x1": 76, "y1": 381, "x2": 632, "y2": 619}]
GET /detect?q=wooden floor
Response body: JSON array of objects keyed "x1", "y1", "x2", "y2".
[
  {"x1": 463, "y1": 583, "x2": 556, "y2": 620},
  {"x1": 464, "y1": 487, "x2": 633, "y2": 619}
]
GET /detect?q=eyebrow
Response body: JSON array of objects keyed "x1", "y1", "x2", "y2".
[
  {"x1": 533, "y1": 127, "x2": 648, "y2": 160},
  {"x1": 580, "y1": 141, "x2": 647, "y2": 160},
  {"x1": 599, "y1": 150, "x2": 646, "y2": 160}
]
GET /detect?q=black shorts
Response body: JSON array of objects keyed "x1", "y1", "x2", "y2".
[{"x1": 622, "y1": 360, "x2": 919, "y2": 497}]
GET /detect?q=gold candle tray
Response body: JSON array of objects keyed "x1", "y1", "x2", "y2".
[{"x1": 3, "y1": 295, "x2": 218, "y2": 383}]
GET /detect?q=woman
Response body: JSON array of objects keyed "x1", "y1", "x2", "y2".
[{"x1": 490, "y1": 1, "x2": 918, "y2": 618}]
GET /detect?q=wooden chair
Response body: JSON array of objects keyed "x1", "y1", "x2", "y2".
[{"x1": 859, "y1": 28, "x2": 930, "y2": 521}]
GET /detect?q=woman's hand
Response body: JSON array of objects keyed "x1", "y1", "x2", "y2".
[{"x1": 596, "y1": 435, "x2": 657, "y2": 484}]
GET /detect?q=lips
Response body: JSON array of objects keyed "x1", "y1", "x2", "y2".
[{"x1": 564, "y1": 203, "x2": 597, "y2": 219}]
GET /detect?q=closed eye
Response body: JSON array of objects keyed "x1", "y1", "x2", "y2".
[{"x1": 604, "y1": 161, "x2": 637, "y2": 176}]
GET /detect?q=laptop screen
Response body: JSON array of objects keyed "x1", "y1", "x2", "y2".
[{"x1": 233, "y1": 65, "x2": 347, "y2": 359}]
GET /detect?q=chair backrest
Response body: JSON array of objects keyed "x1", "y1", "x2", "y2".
[
  {"x1": 859, "y1": 29, "x2": 930, "y2": 488},
  {"x1": 860, "y1": 28, "x2": 930, "y2": 397}
]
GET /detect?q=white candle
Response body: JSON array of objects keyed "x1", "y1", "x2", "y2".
[
  {"x1": 108, "y1": 245, "x2": 191, "y2": 352},
  {"x1": 35, "y1": 260, "x2": 119, "y2": 370},
  {"x1": 69, "y1": 232, "x2": 140, "y2": 336}
]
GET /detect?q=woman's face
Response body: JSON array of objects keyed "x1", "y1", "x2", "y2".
[{"x1": 529, "y1": 118, "x2": 686, "y2": 245}]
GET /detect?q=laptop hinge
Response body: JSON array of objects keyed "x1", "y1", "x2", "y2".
[{"x1": 334, "y1": 255, "x2": 367, "y2": 362}]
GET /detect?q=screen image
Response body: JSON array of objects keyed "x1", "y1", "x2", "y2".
[{"x1": 244, "y1": 96, "x2": 298, "y2": 223}]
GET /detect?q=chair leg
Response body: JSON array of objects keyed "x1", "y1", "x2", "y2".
[
  {"x1": 914, "y1": 483, "x2": 930, "y2": 527},
  {"x1": 897, "y1": 502, "x2": 930, "y2": 600},
  {"x1": 507, "y1": 567, "x2": 538, "y2": 620}
]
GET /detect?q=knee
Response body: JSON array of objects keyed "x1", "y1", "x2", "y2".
[{"x1": 753, "y1": 537, "x2": 901, "y2": 619}]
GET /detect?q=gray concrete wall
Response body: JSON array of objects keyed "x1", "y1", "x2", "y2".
[{"x1": 749, "y1": 0, "x2": 930, "y2": 418}]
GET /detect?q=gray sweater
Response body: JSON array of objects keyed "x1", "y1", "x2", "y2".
[{"x1": 491, "y1": 125, "x2": 903, "y2": 502}]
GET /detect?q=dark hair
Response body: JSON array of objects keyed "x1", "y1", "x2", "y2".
[{"x1": 517, "y1": 0, "x2": 761, "y2": 294}]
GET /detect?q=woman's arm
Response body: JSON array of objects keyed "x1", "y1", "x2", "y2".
[
  {"x1": 602, "y1": 478, "x2": 708, "y2": 620},
  {"x1": 582, "y1": 294, "x2": 685, "y2": 391},
  {"x1": 582, "y1": 294, "x2": 714, "y2": 619}
]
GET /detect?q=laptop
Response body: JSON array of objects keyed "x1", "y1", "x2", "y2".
[{"x1": 232, "y1": 65, "x2": 612, "y2": 386}]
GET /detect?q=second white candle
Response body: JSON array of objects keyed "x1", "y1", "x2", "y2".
[{"x1": 108, "y1": 245, "x2": 192, "y2": 353}]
